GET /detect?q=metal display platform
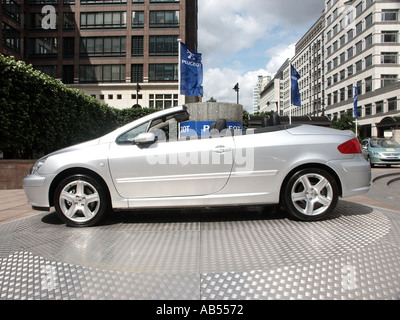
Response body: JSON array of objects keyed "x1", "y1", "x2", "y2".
[{"x1": 1, "y1": 201, "x2": 400, "y2": 300}]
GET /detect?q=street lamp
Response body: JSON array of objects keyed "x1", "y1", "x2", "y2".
[
  {"x1": 136, "y1": 83, "x2": 141, "y2": 106},
  {"x1": 233, "y1": 83, "x2": 239, "y2": 104},
  {"x1": 132, "y1": 83, "x2": 141, "y2": 108}
]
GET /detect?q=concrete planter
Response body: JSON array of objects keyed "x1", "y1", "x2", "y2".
[{"x1": 0, "y1": 160, "x2": 35, "y2": 190}]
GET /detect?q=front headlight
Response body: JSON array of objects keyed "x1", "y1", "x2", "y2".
[
  {"x1": 30, "y1": 156, "x2": 48, "y2": 175},
  {"x1": 372, "y1": 151, "x2": 381, "y2": 157}
]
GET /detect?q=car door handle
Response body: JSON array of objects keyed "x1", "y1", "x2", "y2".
[{"x1": 213, "y1": 145, "x2": 231, "y2": 153}]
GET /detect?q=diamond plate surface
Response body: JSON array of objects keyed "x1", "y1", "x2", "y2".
[{"x1": 1, "y1": 201, "x2": 400, "y2": 300}]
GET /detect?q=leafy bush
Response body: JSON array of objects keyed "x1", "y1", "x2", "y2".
[{"x1": 0, "y1": 55, "x2": 157, "y2": 159}]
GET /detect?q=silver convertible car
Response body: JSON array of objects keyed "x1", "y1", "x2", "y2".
[{"x1": 23, "y1": 106, "x2": 371, "y2": 227}]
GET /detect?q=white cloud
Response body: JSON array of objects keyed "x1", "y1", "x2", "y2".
[
  {"x1": 198, "y1": 0, "x2": 323, "y2": 113},
  {"x1": 202, "y1": 43, "x2": 295, "y2": 112},
  {"x1": 265, "y1": 43, "x2": 296, "y2": 73}
]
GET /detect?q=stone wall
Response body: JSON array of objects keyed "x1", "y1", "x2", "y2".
[
  {"x1": 0, "y1": 160, "x2": 35, "y2": 190},
  {"x1": 185, "y1": 102, "x2": 243, "y2": 122}
]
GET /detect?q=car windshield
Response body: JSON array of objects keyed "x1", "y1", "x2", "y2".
[{"x1": 370, "y1": 139, "x2": 400, "y2": 148}]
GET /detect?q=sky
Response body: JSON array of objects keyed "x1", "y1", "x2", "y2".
[{"x1": 197, "y1": 0, "x2": 325, "y2": 112}]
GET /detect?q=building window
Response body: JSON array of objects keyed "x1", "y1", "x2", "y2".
[
  {"x1": 347, "y1": 65, "x2": 353, "y2": 77},
  {"x1": 149, "y1": 35, "x2": 179, "y2": 56},
  {"x1": 80, "y1": 12, "x2": 127, "y2": 29},
  {"x1": 35, "y1": 65, "x2": 57, "y2": 78},
  {"x1": 1, "y1": 22, "x2": 20, "y2": 52},
  {"x1": 131, "y1": 94, "x2": 143, "y2": 100},
  {"x1": 80, "y1": 37, "x2": 126, "y2": 56},
  {"x1": 81, "y1": 0, "x2": 127, "y2": 3},
  {"x1": 340, "y1": 69, "x2": 346, "y2": 81},
  {"x1": 148, "y1": 64, "x2": 178, "y2": 82},
  {"x1": 356, "y1": 22, "x2": 363, "y2": 35},
  {"x1": 131, "y1": 64, "x2": 143, "y2": 83},
  {"x1": 29, "y1": 38, "x2": 58, "y2": 57},
  {"x1": 365, "y1": 14, "x2": 373, "y2": 28},
  {"x1": 381, "y1": 52, "x2": 398, "y2": 64},
  {"x1": 347, "y1": 46, "x2": 354, "y2": 59},
  {"x1": 347, "y1": 29, "x2": 354, "y2": 41},
  {"x1": 2, "y1": 0, "x2": 21, "y2": 23},
  {"x1": 63, "y1": 12, "x2": 75, "y2": 30},
  {"x1": 340, "y1": 35, "x2": 346, "y2": 47},
  {"x1": 149, "y1": 11, "x2": 179, "y2": 28},
  {"x1": 365, "y1": 54, "x2": 373, "y2": 67},
  {"x1": 381, "y1": 75, "x2": 398, "y2": 87},
  {"x1": 29, "y1": 12, "x2": 56, "y2": 30},
  {"x1": 365, "y1": 34, "x2": 373, "y2": 48},
  {"x1": 357, "y1": 80, "x2": 363, "y2": 95},
  {"x1": 150, "y1": 0, "x2": 180, "y2": 2},
  {"x1": 30, "y1": 0, "x2": 57, "y2": 4},
  {"x1": 356, "y1": 3, "x2": 363, "y2": 17},
  {"x1": 382, "y1": 31, "x2": 398, "y2": 43},
  {"x1": 388, "y1": 97, "x2": 397, "y2": 111},
  {"x1": 340, "y1": 88, "x2": 345, "y2": 102},
  {"x1": 63, "y1": 37, "x2": 75, "y2": 58},
  {"x1": 365, "y1": 104, "x2": 372, "y2": 116},
  {"x1": 79, "y1": 64, "x2": 126, "y2": 83},
  {"x1": 62, "y1": 65, "x2": 74, "y2": 84},
  {"x1": 365, "y1": 76, "x2": 373, "y2": 92},
  {"x1": 356, "y1": 41, "x2": 363, "y2": 54},
  {"x1": 149, "y1": 93, "x2": 179, "y2": 109},
  {"x1": 382, "y1": 9, "x2": 398, "y2": 21},
  {"x1": 340, "y1": 52, "x2": 346, "y2": 64},
  {"x1": 132, "y1": 11, "x2": 144, "y2": 28},
  {"x1": 347, "y1": 84, "x2": 353, "y2": 100},
  {"x1": 131, "y1": 36, "x2": 144, "y2": 56},
  {"x1": 376, "y1": 101, "x2": 384, "y2": 114},
  {"x1": 356, "y1": 60, "x2": 363, "y2": 72}
]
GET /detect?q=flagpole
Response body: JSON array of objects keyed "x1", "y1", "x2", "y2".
[
  {"x1": 289, "y1": 62, "x2": 292, "y2": 125},
  {"x1": 177, "y1": 38, "x2": 182, "y2": 104},
  {"x1": 354, "y1": 80, "x2": 358, "y2": 138}
]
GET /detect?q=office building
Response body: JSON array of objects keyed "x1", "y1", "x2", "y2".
[
  {"x1": 259, "y1": 59, "x2": 288, "y2": 114},
  {"x1": 324, "y1": 0, "x2": 400, "y2": 138},
  {"x1": 1, "y1": 0, "x2": 199, "y2": 109}
]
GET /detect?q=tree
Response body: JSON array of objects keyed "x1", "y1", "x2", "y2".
[{"x1": 332, "y1": 112, "x2": 356, "y2": 133}]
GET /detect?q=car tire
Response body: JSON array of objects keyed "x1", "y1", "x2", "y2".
[
  {"x1": 367, "y1": 156, "x2": 375, "y2": 168},
  {"x1": 54, "y1": 174, "x2": 109, "y2": 227},
  {"x1": 283, "y1": 168, "x2": 339, "y2": 221}
]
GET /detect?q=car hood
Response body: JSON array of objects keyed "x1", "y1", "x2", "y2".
[{"x1": 46, "y1": 138, "x2": 101, "y2": 158}]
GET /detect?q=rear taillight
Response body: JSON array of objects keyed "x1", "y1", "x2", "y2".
[{"x1": 338, "y1": 138, "x2": 362, "y2": 154}]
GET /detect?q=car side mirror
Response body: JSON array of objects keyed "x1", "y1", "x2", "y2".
[{"x1": 133, "y1": 132, "x2": 157, "y2": 145}]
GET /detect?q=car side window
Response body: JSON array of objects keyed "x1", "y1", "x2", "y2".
[
  {"x1": 116, "y1": 121, "x2": 150, "y2": 144},
  {"x1": 361, "y1": 141, "x2": 368, "y2": 149}
]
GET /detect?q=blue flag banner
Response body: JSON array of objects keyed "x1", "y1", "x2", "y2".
[
  {"x1": 291, "y1": 65, "x2": 301, "y2": 107},
  {"x1": 353, "y1": 83, "x2": 358, "y2": 119},
  {"x1": 180, "y1": 42, "x2": 204, "y2": 96}
]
